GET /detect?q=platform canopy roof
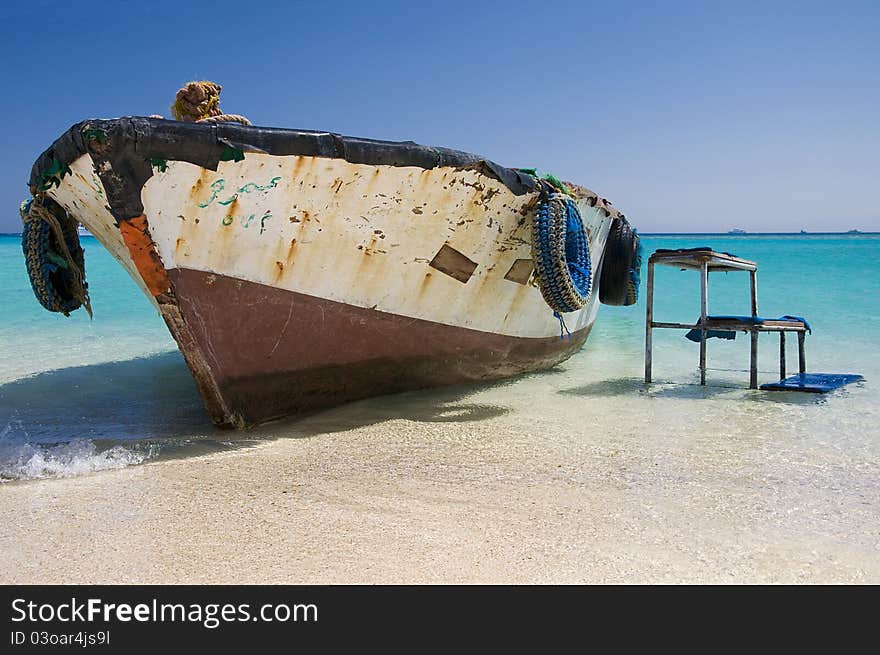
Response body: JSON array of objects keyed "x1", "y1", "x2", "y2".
[{"x1": 648, "y1": 247, "x2": 757, "y2": 272}]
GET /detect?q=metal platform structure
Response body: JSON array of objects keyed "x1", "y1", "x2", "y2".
[{"x1": 644, "y1": 248, "x2": 809, "y2": 388}]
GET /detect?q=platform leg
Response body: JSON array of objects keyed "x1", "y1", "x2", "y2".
[
  {"x1": 700, "y1": 331, "x2": 707, "y2": 385},
  {"x1": 779, "y1": 332, "x2": 786, "y2": 378},
  {"x1": 750, "y1": 270, "x2": 758, "y2": 317},
  {"x1": 645, "y1": 262, "x2": 654, "y2": 383},
  {"x1": 750, "y1": 329, "x2": 758, "y2": 389},
  {"x1": 798, "y1": 331, "x2": 806, "y2": 374},
  {"x1": 700, "y1": 261, "x2": 708, "y2": 385}
]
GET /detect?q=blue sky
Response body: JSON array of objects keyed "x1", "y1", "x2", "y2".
[{"x1": 1, "y1": 0, "x2": 877, "y2": 232}]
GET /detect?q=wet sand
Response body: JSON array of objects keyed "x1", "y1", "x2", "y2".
[{"x1": 1, "y1": 372, "x2": 877, "y2": 584}]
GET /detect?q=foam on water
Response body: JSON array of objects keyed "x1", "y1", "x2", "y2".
[
  {"x1": 0, "y1": 432, "x2": 151, "y2": 481},
  {"x1": 1, "y1": 233, "x2": 878, "y2": 481}
]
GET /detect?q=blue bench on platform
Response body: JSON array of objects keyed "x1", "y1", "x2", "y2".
[{"x1": 684, "y1": 315, "x2": 811, "y2": 342}]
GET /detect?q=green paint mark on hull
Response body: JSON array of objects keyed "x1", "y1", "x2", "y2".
[{"x1": 199, "y1": 176, "x2": 282, "y2": 208}]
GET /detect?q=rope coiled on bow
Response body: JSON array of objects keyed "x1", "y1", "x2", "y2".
[{"x1": 171, "y1": 81, "x2": 251, "y2": 125}]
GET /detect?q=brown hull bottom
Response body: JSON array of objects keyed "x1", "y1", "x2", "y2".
[{"x1": 162, "y1": 269, "x2": 590, "y2": 427}]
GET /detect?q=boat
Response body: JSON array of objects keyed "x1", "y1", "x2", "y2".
[
  {"x1": 20, "y1": 103, "x2": 640, "y2": 428},
  {"x1": 727, "y1": 228, "x2": 747, "y2": 235}
]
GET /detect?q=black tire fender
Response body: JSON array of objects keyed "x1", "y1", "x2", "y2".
[{"x1": 599, "y1": 217, "x2": 641, "y2": 306}]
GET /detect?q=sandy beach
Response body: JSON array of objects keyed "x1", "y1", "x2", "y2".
[{"x1": 2, "y1": 366, "x2": 877, "y2": 584}]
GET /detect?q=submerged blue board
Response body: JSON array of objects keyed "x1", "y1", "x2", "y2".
[{"x1": 760, "y1": 373, "x2": 864, "y2": 393}]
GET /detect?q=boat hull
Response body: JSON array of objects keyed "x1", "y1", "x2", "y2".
[
  {"x1": 32, "y1": 118, "x2": 622, "y2": 427},
  {"x1": 169, "y1": 268, "x2": 590, "y2": 426}
]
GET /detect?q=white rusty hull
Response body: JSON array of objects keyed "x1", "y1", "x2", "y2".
[{"x1": 54, "y1": 153, "x2": 612, "y2": 338}]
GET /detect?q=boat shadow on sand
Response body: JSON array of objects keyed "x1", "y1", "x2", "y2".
[
  {"x1": 281, "y1": 383, "x2": 513, "y2": 438},
  {"x1": 0, "y1": 351, "x2": 210, "y2": 446},
  {"x1": 0, "y1": 351, "x2": 513, "y2": 448}
]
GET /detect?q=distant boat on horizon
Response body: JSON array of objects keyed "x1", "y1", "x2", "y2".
[
  {"x1": 727, "y1": 228, "x2": 747, "y2": 235},
  {"x1": 77, "y1": 224, "x2": 92, "y2": 237},
  {"x1": 847, "y1": 229, "x2": 861, "y2": 234}
]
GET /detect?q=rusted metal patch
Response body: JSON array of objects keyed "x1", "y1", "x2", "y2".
[
  {"x1": 119, "y1": 214, "x2": 171, "y2": 296},
  {"x1": 504, "y1": 258, "x2": 534, "y2": 285},
  {"x1": 429, "y1": 244, "x2": 478, "y2": 283}
]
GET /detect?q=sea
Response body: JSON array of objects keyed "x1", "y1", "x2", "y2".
[{"x1": 1, "y1": 232, "x2": 878, "y2": 482}]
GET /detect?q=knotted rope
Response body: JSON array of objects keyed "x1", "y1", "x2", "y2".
[
  {"x1": 20, "y1": 197, "x2": 92, "y2": 318},
  {"x1": 197, "y1": 113, "x2": 251, "y2": 125},
  {"x1": 171, "y1": 81, "x2": 252, "y2": 125}
]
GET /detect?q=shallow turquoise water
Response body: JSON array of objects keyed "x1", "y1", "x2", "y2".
[{"x1": 1, "y1": 232, "x2": 877, "y2": 479}]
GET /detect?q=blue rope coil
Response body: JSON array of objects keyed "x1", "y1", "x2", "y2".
[{"x1": 531, "y1": 193, "x2": 592, "y2": 319}]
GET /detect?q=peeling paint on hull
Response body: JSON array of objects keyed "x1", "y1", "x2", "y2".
[{"x1": 47, "y1": 151, "x2": 614, "y2": 427}]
